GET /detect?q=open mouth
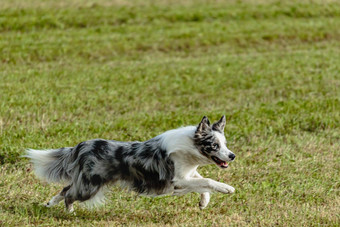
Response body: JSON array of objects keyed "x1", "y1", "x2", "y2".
[{"x1": 211, "y1": 156, "x2": 229, "y2": 168}]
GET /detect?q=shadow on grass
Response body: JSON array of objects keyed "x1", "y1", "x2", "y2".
[{"x1": 4, "y1": 201, "x2": 184, "y2": 224}]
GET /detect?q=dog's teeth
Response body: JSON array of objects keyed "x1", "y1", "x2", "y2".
[{"x1": 222, "y1": 162, "x2": 228, "y2": 167}]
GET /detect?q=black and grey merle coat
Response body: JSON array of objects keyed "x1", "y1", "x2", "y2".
[{"x1": 42, "y1": 137, "x2": 175, "y2": 202}]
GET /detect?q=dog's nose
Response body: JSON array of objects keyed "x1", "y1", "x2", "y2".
[{"x1": 229, "y1": 153, "x2": 236, "y2": 160}]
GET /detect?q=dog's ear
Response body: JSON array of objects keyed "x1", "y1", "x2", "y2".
[
  {"x1": 212, "y1": 115, "x2": 226, "y2": 133},
  {"x1": 196, "y1": 116, "x2": 211, "y2": 134}
]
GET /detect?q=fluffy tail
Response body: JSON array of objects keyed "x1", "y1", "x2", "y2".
[{"x1": 25, "y1": 147, "x2": 74, "y2": 183}]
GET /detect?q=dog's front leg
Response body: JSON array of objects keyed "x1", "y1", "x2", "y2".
[
  {"x1": 173, "y1": 178, "x2": 235, "y2": 195},
  {"x1": 192, "y1": 171, "x2": 210, "y2": 209}
]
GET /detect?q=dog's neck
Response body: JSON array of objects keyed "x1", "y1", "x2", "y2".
[
  {"x1": 157, "y1": 126, "x2": 212, "y2": 180},
  {"x1": 159, "y1": 126, "x2": 200, "y2": 154}
]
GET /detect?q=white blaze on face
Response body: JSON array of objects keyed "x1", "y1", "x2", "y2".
[{"x1": 213, "y1": 131, "x2": 235, "y2": 162}]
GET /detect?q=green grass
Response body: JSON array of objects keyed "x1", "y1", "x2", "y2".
[{"x1": 0, "y1": 0, "x2": 339, "y2": 225}]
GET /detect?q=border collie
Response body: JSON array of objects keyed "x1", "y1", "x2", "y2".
[{"x1": 26, "y1": 116, "x2": 236, "y2": 212}]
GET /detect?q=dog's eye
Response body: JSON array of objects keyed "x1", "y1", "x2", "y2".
[{"x1": 212, "y1": 143, "x2": 219, "y2": 150}]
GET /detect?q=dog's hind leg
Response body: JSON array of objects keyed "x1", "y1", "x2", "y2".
[
  {"x1": 64, "y1": 197, "x2": 75, "y2": 213},
  {"x1": 192, "y1": 171, "x2": 210, "y2": 209},
  {"x1": 46, "y1": 185, "x2": 71, "y2": 207},
  {"x1": 62, "y1": 175, "x2": 103, "y2": 212},
  {"x1": 46, "y1": 194, "x2": 63, "y2": 208},
  {"x1": 62, "y1": 184, "x2": 82, "y2": 213}
]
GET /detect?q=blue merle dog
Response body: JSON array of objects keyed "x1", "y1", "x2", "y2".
[{"x1": 26, "y1": 116, "x2": 236, "y2": 212}]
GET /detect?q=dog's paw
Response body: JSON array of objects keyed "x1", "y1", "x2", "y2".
[
  {"x1": 215, "y1": 183, "x2": 235, "y2": 194},
  {"x1": 199, "y1": 192, "x2": 210, "y2": 209},
  {"x1": 65, "y1": 206, "x2": 75, "y2": 214},
  {"x1": 199, "y1": 204, "x2": 207, "y2": 210},
  {"x1": 227, "y1": 185, "x2": 235, "y2": 194}
]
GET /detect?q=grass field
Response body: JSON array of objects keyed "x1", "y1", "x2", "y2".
[{"x1": 1, "y1": 0, "x2": 340, "y2": 226}]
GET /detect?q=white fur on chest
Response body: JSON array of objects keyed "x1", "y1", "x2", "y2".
[
  {"x1": 170, "y1": 152, "x2": 199, "y2": 180},
  {"x1": 159, "y1": 126, "x2": 211, "y2": 180}
]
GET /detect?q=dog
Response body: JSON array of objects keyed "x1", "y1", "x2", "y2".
[{"x1": 26, "y1": 116, "x2": 236, "y2": 212}]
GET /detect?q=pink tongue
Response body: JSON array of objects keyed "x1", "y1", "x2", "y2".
[{"x1": 221, "y1": 162, "x2": 228, "y2": 167}]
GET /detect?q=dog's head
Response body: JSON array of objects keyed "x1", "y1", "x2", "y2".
[{"x1": 194, "y1": 116, "x2": 235, "y2": 168}]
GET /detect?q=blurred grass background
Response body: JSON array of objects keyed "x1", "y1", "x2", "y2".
[{"x1": 0, "y1": 0, "x2": 339, "y2": 226}]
